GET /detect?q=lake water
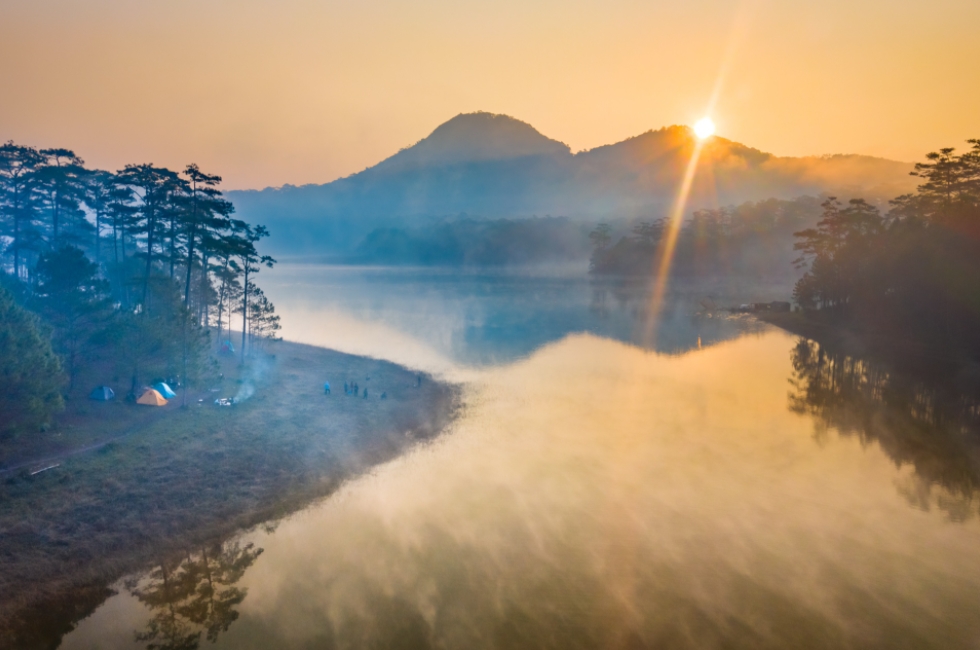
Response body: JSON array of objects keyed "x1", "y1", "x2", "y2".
[{"x1": 60, "y1": 266, "x2": 980, "y2": 650}]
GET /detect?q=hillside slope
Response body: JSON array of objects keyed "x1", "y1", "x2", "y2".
[{"x1": 229, "y1": 112, "x2": 915, "y2": 255}]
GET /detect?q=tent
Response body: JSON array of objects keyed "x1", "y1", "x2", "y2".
[
  {"x1": 89, "y1": 386, "x2": 115, "y2": 401},
  {"x1": 219, "y1": 340, "x2": 235, "y2": 355},
  {"x1": 153, "y1": 382, "x2": 177, "y2": 398},
  {"x1": 137, "y1": 388, "x2": 168, "y2": 406}
]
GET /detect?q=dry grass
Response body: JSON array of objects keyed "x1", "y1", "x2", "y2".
[{"x1": 0, "y1": 340, "x2": 460, "y2": 648}]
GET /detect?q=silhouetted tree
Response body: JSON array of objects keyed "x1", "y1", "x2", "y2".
[
  {"x1": 33, "y1": 149, "x2": 90, "y2": 248},
  {"x1": 0, "y1": 142, "x2": 45, "y2": 278},
  {"x1": 792, "y1": 198, "x2": 883, "y2": 311},
  {"x1": 179, "y1": 164, "x2": 233, "y2": 309},
  {"x1": 116, "y1": 164, "x2": 182, "y2": 310},
  {"x1": 229, "y1": 222, "x2": 275, "y2": 362}
]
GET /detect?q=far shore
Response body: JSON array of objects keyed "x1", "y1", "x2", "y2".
[{"x1": 0, "y1": 339, "x2": 460, "y2": 648}]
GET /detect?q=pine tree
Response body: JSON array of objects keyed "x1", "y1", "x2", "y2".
[
  {"x1": 0, "y1": 283, "x2": 64, "y2": 435},
  {"x1": 33, "y1": 149, "x2": 91, "y2": 248},
  {"x1": 116, "y1": 164, "x2": 182, "y2": 310},
  {"x1": 0, "y1": 143, "x2": 46, "y2": 278},
  {"x1": 179, "y1": 165, "x2": 233, "y2": 309},
  {"x1": 33, "y1": 246, "x2": 113, "y2": 392},
  {"x1": 227, "y1": 222, "x2": 275, "y2": 362}
]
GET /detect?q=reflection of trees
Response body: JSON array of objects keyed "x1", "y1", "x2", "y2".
[
  {"x1": 789, "y1": 338, "x2": 980, "y2": 520},
  {"x1": 589, "y1": 284, "x2": 610, "y2": 319},
  {"x1": 129, "y1": 541, "x2": 263, "y2": 650}
]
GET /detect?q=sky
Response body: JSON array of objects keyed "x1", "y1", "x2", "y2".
[{"x1": 1, "y1": 0, "x2": 978, "y2": 190}]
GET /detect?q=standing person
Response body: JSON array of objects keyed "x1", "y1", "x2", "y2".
[{"x1": 324, "y1": 381, "x2": 331, "y2": 395}]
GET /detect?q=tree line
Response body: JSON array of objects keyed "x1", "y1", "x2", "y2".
[
  {"x1": 589, "y1": 195, "x2": 825, "y2": 278},
  {"x1": 352, "y1": 217, "x2": 592, "y2": 266},
  {"x1": 0, "y1": 142, "x2": 280, "y2": 434},
  {"x1": 792, "y1": 140, "x2": 980, "y2": 358}
]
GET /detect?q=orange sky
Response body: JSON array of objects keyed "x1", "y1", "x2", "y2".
[{"x1": 1, "y1": 0, "x2": 978, "y2": 190}]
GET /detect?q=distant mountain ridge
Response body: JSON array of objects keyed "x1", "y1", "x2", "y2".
[{"x1": 229, "y1": 112, "x2": 916, "y2": 255}]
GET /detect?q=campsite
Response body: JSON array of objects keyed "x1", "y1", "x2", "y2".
[{"x1": 0, "y1": 339, "x2": 458, "y2": 645}]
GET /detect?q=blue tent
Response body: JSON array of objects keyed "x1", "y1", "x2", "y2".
[
  {"x1": 89, "y1": 386, "x2": 115, "y2": 401},
  {"x1": 219, "y1": 340, "x2": 235, "y2": 355},
  {"x1": 153, "y1": 382, "x2": 177, "y2": 398}
]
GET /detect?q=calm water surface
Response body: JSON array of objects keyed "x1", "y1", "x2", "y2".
[{"x1": 61, "y1": 266, "x2": 980, "y2": 649}]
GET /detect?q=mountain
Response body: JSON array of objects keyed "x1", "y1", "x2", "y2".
[
  {"x1": 373, "y1": 112, "x2": 571, "y2": 170},
  {"x1": 228, "y1": 112, "x2": 916, "y2": 256}
]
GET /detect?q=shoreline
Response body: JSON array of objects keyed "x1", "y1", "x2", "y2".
[
  {"x1": 0, "y1": 339, "x2": 461, "y2": 648},
  {"x1": 757, "y1": 311, "x2": 980, "y2": 382}
]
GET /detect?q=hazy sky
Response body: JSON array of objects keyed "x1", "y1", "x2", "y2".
[{"x1": 2, "y1": 0, "x2": 978, "y2": 189}]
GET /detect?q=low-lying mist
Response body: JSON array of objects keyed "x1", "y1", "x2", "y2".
[{"x1": 150, "y1": 334, "x2": 980, "y2": 648}]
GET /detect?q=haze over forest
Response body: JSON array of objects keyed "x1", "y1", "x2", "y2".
[{"x1": 230, "y1": 113, "x2": 916, "y2": 256}]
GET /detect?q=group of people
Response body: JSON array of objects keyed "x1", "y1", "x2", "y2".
[{"x1": 325, "y1": 379, "x2": 387, "y2": 400}]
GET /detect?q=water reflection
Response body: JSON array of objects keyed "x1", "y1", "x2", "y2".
[
  {"x1": 49, "y1": 263, "x2": 980, "y2": 649},
  {"x1": 126, "y1": 542, "x2": 263, "y2": 650},
  {"x1": 259, "y1": 265, "x2": 778, "y2": 369},
  {"x1": 59, "y1": 331, "x2": 980, "y2": 649},
  {"x1": 789, "y1": 338, "x2": 980, "y2": 520}
]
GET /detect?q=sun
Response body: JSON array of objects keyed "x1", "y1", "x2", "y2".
[{"x1": 694, "y1": 117, "x2": 716, "y2": 139}]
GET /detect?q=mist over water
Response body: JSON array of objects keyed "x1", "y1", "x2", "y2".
[
  {"x1": 60, "y1": 267, "x2": 980, "y2": 649},
  {"x1": 254, "y1": 264, "x2": 778, "y2": 373}
]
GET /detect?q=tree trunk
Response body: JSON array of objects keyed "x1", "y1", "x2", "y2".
[
  {"x1": 142, "y1": 208, "x2": 155, "y2": 309},
  {"x1": 13, "y1": 211, "x2": 19, "y2": 278},
  {"x1": 240, "y1": 267, "x2": 248, "y2": 364},
  {"x1": 169, "y1": 217, "x2": 177, "y2": 280},
  {"x1": 183, "y1": 228, "x2": 197, "y2": 307},
  {"x1": 52, "y1": 189, "x2": 59, "y2": 245},
  {"x1": 95, "y1": 209, "x2": 101, "y2": 264}
]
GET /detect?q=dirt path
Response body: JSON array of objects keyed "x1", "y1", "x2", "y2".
[{"x1": 0, "y1": 392, "x2": 218, "y2": 479}]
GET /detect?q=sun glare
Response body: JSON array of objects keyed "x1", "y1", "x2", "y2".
[{"x1": 694, "y1": 117, "x2": 716, "y2": 139}]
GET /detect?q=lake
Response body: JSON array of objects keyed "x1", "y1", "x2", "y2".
[{"x1": 59, "y1": 265, "x2": 980, "y2": 650}]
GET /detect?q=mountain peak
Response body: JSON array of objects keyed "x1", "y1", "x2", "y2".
[{"x1": 377, "y1": 112, "x2": 571, "y2": 170}]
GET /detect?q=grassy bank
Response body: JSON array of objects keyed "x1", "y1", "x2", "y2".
[{"x1": 0, "y1": 340, "x2": 459, "y2": 648}]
